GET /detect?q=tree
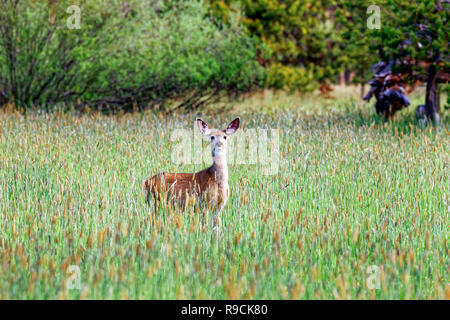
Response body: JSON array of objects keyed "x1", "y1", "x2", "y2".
[
  {"x1": 338, "y1": 0, "x2": 449, "y2": 122},
  {"x1": 208, "y1": 0, "x2": 343, "y2": 92},
  {"x1": 334, "y1": 2, "x2": 378, "y2": 86}
]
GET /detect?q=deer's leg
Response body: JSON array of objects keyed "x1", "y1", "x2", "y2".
[
  {"x1": 213, "y1": 207, "x2": 222, "y2": 227},
  {"x1": 143, "y1": 179, "x2": 153, "y2": 204},
  {"x1": 213, "y1": 196, "x2": 228, "y2": 229}
]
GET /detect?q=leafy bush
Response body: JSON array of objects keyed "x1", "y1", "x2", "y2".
[
  {"x1": 0, "y1": 0, "x2": 263, "y2": 110},
  {"x1": 0, "y1": 0, "x2": 117, "y2": 108}
]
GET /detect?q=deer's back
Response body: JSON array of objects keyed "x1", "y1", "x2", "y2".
[{"x1": 143, "y1": 168, "x2": 221, "y2": 205}]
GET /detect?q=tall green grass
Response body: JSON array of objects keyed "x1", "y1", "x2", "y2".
[{"x1": 0, "y1": 97, "x2": 448, "y2": 299}]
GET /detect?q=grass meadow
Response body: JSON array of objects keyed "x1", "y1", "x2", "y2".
[{"x1": 0, "y1": 89, "x2": 448, "y2": 299}]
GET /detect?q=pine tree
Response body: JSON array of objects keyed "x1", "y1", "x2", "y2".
[
  {"x1": 208, "y1": 0, "x2": 342, "y2": 91},
  {"x1": 338, "y1": 0, "x2": 449, "y2": 122}
]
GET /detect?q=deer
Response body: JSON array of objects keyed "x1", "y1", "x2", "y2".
[{"x1": 142, "y1": 118, "x2": 240, "y2": 227}]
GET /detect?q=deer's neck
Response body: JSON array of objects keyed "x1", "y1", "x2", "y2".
[{"x1": 211, "y1": 154, "x2": 228, "y2": 187}]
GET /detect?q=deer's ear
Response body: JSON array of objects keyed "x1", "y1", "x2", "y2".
[
  {"x1": 225, "y1": 117, "x2": 240, "y2": 135},
  {"x1": 196, "y1": 118, "x2": 211, "y2": 135}
]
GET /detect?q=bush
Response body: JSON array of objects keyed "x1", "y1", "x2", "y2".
[
  {"x1": 0, "y1": 0, "x2": 263, "y2": 111},
  {"x1": 0, "y1": 0, "x2": 117, "y2": 108}
]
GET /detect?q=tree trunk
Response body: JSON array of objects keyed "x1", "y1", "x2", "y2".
[
  {"x1": 348, "y1": 71, "x2": 355, "y2": 84},
  {"x1": 339, "y1": 71, "x2": 345, "y2": 86},
  {"x1": 425, "y1": 64, "x2": 440, "y2": 124}
]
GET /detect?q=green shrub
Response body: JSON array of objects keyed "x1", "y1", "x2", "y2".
[
  {"x1": 0, "y1": 0, "x2": 116, "y2": 108},
  {"x1": 208, "y1": 0, "x2": 342, "y2": 92},
  {"x1": 0, "y1": 0, "x2": 263, "y2": 110}
]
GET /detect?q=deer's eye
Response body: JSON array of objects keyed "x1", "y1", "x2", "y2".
[
  {"x1": 210, "y1": 136, "x2": 214, "y2": 141},
  {"x1": 224, "y1": 136, "x2": 227, "y2": 140}
]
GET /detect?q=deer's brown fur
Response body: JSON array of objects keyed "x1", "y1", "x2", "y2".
[{"x1": 143, "y1": 165, "x2": 228, "y2": 208}]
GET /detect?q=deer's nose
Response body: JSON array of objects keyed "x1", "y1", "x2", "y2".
[{"x1": 216, "y1": 142, "x2": 223, "y2": 148}]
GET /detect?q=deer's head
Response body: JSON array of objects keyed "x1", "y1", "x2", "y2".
[{"x1": 196, "y1": 118, "x2": 240, "y2": 160}]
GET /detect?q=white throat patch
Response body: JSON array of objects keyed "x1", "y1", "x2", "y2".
[{"x1": 212, "y1": 148, "x2": 226, "y2": 157}]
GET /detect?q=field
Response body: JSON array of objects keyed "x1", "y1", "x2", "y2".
[{"x1": 0, "y1": 90, "x2": 448, "y2": 299}]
